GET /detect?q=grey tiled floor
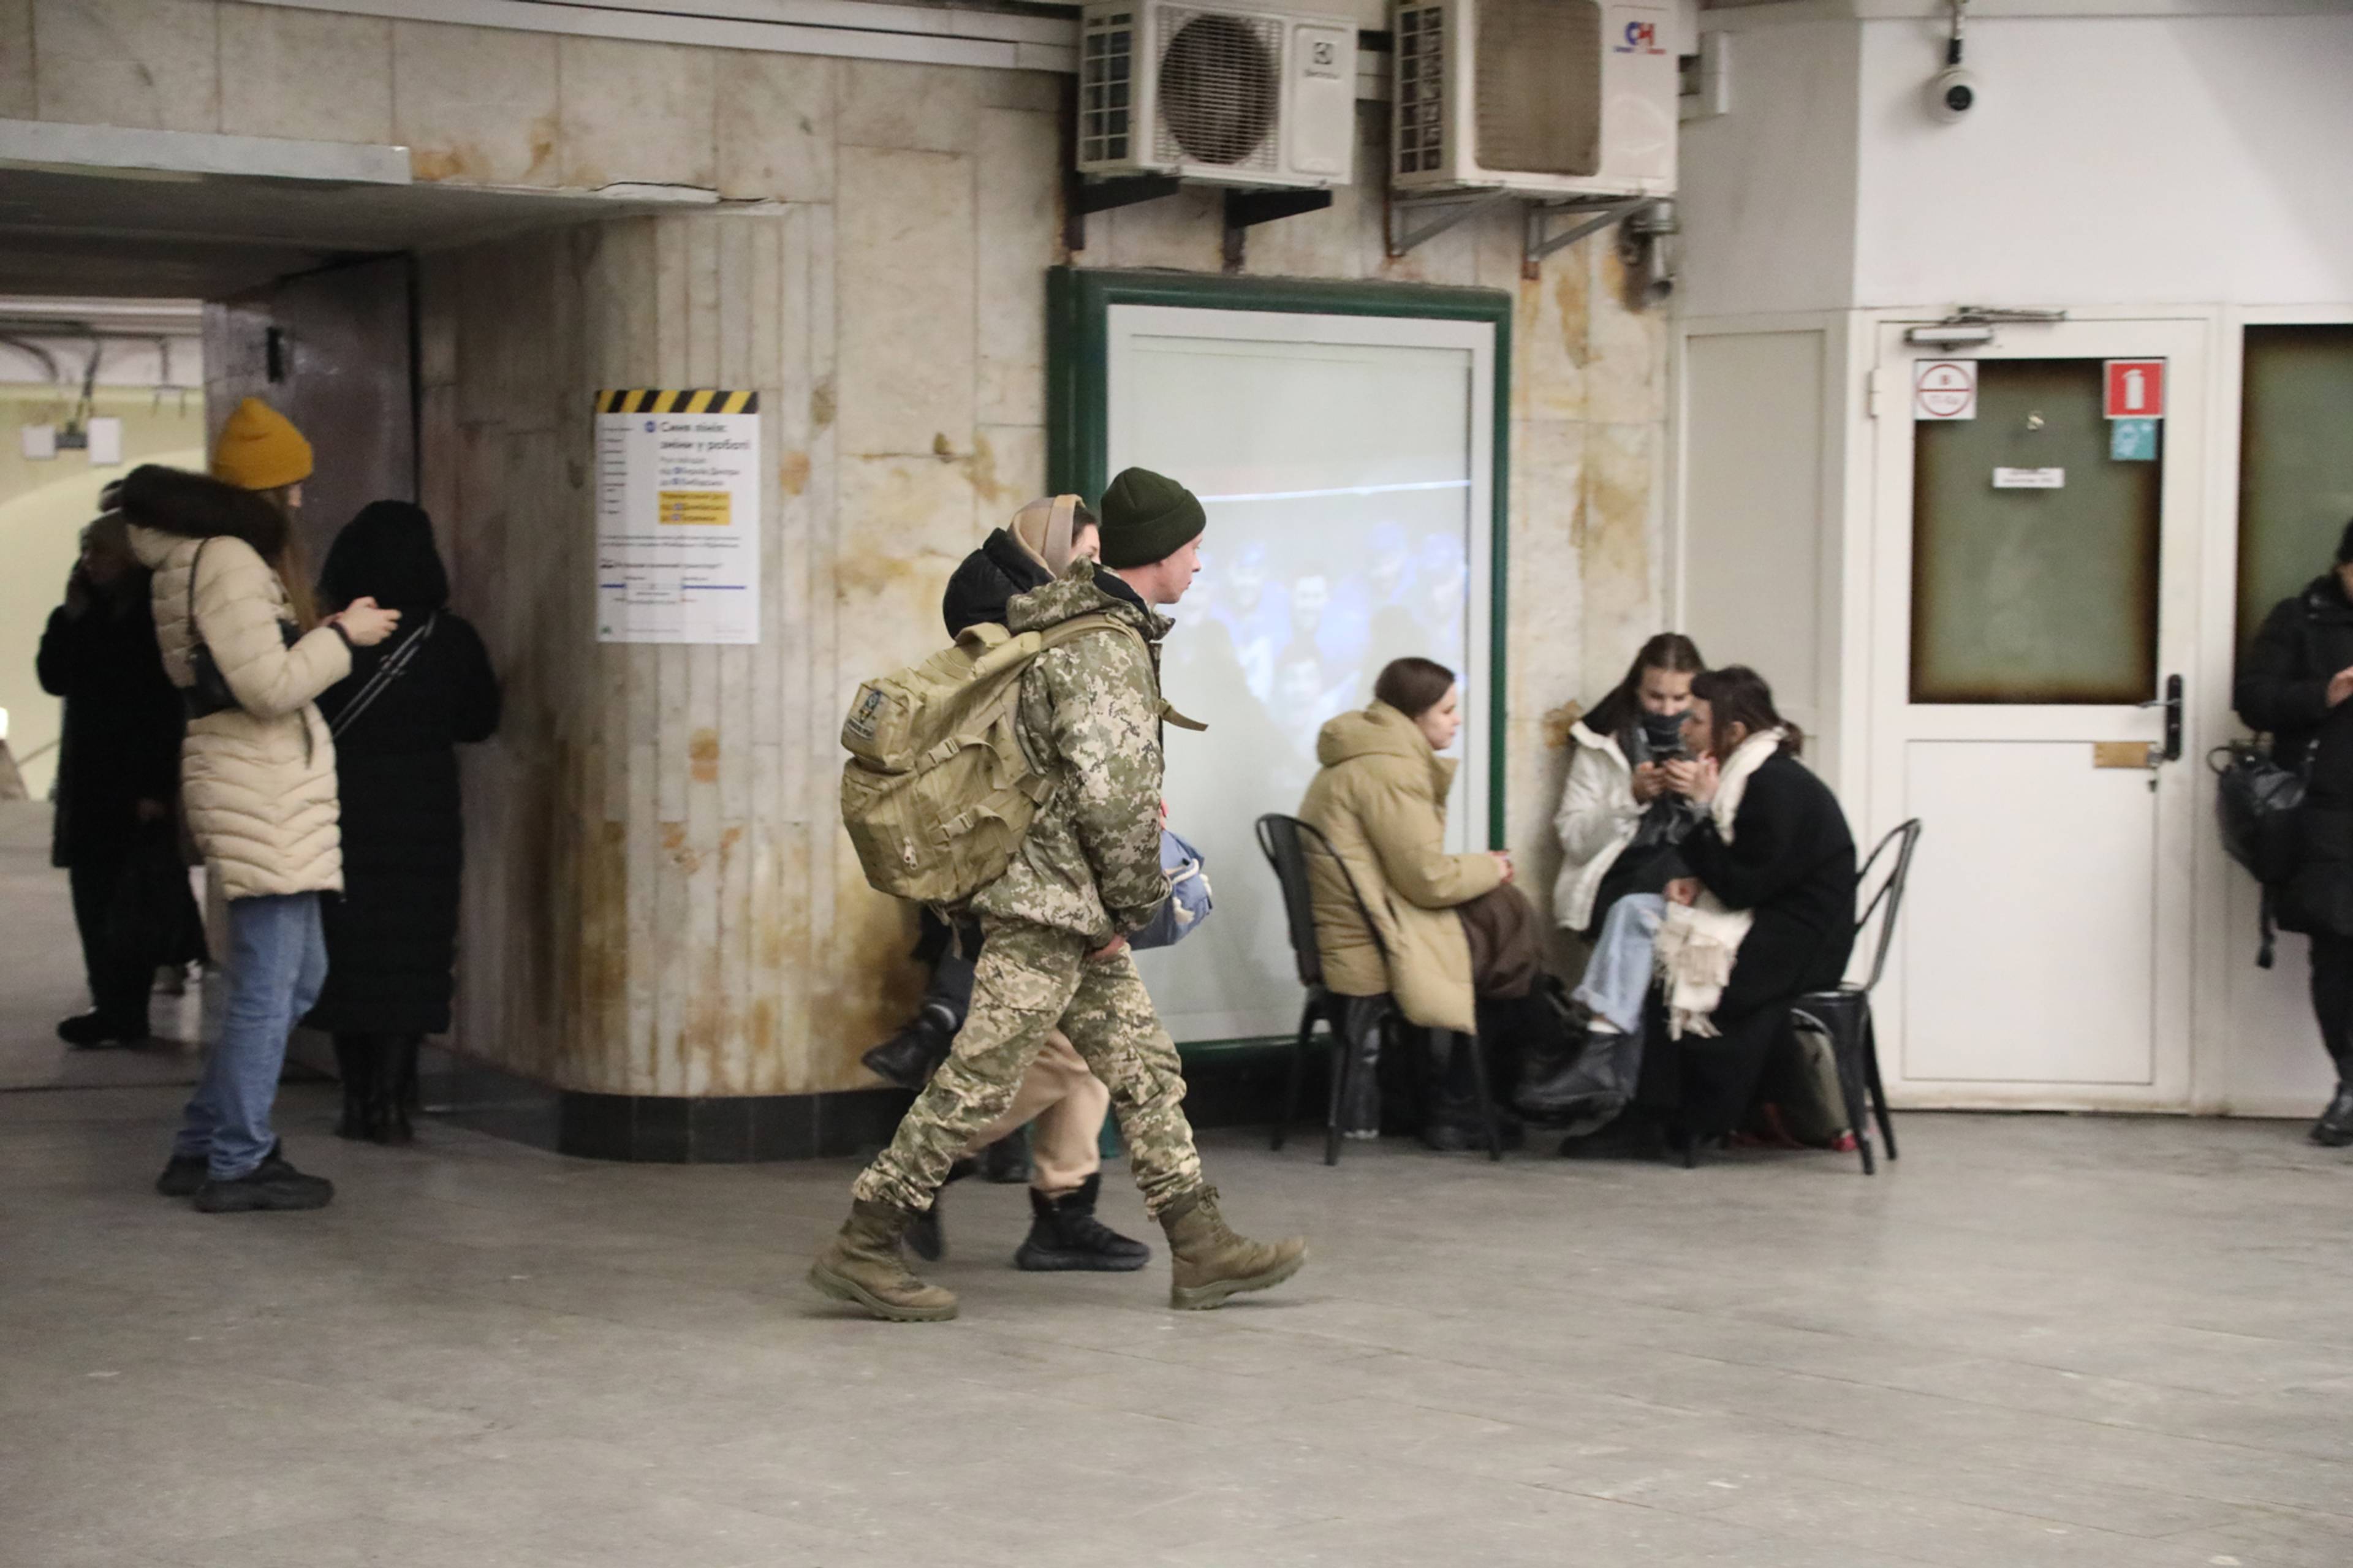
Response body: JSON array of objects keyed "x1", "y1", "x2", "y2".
[{"x1": 6, "y1": 1083, "x2": 2353, "y2": 1568}]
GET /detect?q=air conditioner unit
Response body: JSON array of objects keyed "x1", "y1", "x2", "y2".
[
  {"x1": 1077, "y1": 0, "x2": 1358, "y2": 189},
  {"x1": 1392, "y1": 0, "x2": 1676, "y2": 198}
]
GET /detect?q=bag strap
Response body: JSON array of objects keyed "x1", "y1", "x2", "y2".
[
  {"x1": 330, "y1": 611, "x2": 437, "y2": 740},
  {"x1": 186, "y1": 538, "x2": 208, "y2": 638}
]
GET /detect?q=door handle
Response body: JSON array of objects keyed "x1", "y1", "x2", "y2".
[{"x1": 2137, "y1": 674, "x2": 2182, "y2": 762}]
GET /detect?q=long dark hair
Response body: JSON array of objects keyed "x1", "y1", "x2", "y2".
[
  {"x1": 1583, "y1": 632, "x2": 1705, "y2": 738},
  {"x1": 1691, "y1": 664, "x2": 1803, "y2": 758}
]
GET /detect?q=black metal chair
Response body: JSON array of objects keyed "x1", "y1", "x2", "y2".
[
  {"x1": 1789, "y1": 818, "x2": 1923, "y2": 1175},
  {"x1": 1256, "y1": 814, "x2": 1502, "y2": 1164}
]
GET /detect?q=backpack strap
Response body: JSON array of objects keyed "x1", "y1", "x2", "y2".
[{"x1": 1033, "y1": 612, "x2": 1208, "y2": 732}]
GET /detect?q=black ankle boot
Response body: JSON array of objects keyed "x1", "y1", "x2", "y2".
[
  {"x1": 1517, "y1": 1030, "x2": 1641, "y2": 1124},
  {"x1": 979, "y1": 1131, "x2": 1031, "y2": 1184},
  {"x1": 1015, "y1": 1175, "x2": 1150, "y2": 1271},
  {"x1": 373, "y1": 1036, "x2": 415, "y2": 1145},
  {"x1": 860, "y1": 1009, "x2": 953, "y2": 1090},
  {"x1": 2313, "y1": 1083, "x2": 2353, "y2": 1148},
  {"x1": 333, "y1": 1036, "x2": 374, "y2": 1140}
]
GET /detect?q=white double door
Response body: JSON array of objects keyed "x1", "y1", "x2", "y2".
[{"x1": 1868, "y1": 316, "x2": 2210, "y2": 1108}]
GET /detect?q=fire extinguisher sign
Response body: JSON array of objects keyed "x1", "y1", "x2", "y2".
[{"x1": 2104, "y1": 360, "x2": 2165, "y2": 420}]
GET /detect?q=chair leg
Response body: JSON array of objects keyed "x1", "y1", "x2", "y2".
[
  {"x1": 1863, "y1": 1012, "x2": 1898, "y2": 1161},
  {"x1": 1323, "y1": 1004, "x2": 1350, "y2": 1167},
  {"x1": 1461, "y1": 1031, "x2": 1503, "y2": 1162},
  {"x1": 1835, "y1": 1022, "x2": 1876, "y2": 1176},
  {"x1": 1273, "y1": 998, "x2": 1315, "y2": 1152}
]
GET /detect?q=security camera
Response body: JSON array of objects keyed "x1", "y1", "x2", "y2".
[{"x1": 1928, "y1": 64, "x2": 1977, "y2": 123}]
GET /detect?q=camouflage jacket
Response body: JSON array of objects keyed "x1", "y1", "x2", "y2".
[{"x1": 970, "y1": 562, "x2": 1172, "y2": 941}]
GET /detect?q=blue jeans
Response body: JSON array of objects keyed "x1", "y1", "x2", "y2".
[
  {"x1": 175, "y1": 893, "x2": 327, "y2": 1180},
  {"x1": 1572, "y1": 893, "x2": 1665, "y2": 1037}
]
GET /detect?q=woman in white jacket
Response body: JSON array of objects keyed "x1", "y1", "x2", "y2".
[
  {"x1": 121, "y1": 455, "x2": 399, "y2": 1213},
  {"x1": 1520, "y1": 634, "x2": 1706, "y2": 1121}
]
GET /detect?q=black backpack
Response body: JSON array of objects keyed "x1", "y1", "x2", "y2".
[{"x1": 2211, "y1": 740, "x2": 2306, "y2": 966}]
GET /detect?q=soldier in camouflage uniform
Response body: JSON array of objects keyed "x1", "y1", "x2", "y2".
[{"x1": 811, "y1": 468, "x2": 1308, "y2": 1322}]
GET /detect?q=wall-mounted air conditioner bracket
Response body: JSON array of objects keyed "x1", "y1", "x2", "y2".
[
  {"x1": 1384, "y1": 189, "x2": 1510, "y2": 259},
  {"x1": 1222, "y1": 187, "x2": 1335, "y2": 271},
  {"x1": 1524, "y1": 195, "x2": 1650, "y2": 275},
  {"x1": 1063, "y1": 172, "x2": 1184, "y2": 253}
]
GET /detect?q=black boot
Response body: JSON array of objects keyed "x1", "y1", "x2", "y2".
[
  {"x1": 1419, "y1": 1032, "x2": 1521, "y2": 1153},
  {"x1": 1518, "y1": 1029, "x2": 1641, "y2": 1125},
  {"x1": 860, "y1": 1007, "x2": 954, "y2": 1090},
  {"x1": 979, "y1": 1130, "x2": 1031, "y2": 1184},
  {"x1": 373, "y1": 1035, "x2": 415, "y2": 1145},
  {"x1": 333, "y1": 1035, "x2": 371, "y2": 1140},
  {"x1": 2313, "y1": 1083, "x2": 2353, "y2": 1148},
  {"x1": 906, "y1": 1157, "x2": 978, "y2": 1262},
  {"x1": 58, "y1": 1011, "x2": 146, "y2": 1049},
  {"x1": 1015, "y1": 1175, "x2": 1151, "y2": 1271}
]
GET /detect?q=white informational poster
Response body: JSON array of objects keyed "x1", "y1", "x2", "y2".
[{"x1": 594, "y1": 389, "x2": 762, "y2": 645}]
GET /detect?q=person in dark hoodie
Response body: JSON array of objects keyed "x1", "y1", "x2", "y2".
[
  {"x1": 2236, "y1": 518, "x2": 2353, "y2": 1148},
  {"x1": 37, "y1": 512, "x2": 206, "y2": 1047},
  {"x1": 121, "y1": 452, "x2": 401, "y2": 1213},
  {"x1": 305, "y1": 502, "x2": 501, "y2": 1145},
  {"x1": 866, "y1": 496, "x2": 1153, "y2": 1273}
]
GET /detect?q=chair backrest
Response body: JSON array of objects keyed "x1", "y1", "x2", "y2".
[
  {"x1": 1851, "y1": 817, "x2": 1923, "y2": 993},
  {"x1": 1254, "y1": 813, "x2": 1391, "y2": 989}
]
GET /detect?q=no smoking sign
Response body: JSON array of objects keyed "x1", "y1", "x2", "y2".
[{"x1": 1914, "y1": 360, "x2": 1977, "y2": 420}]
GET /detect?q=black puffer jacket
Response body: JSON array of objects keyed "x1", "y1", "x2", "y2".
[
  {"x1": 941, "y1": 529, "x2": 1051, "y2": 638},
  {"x1": 2235, "y1": 574, "x2": 2353, "y2": 774},
  {"x1": 35, "y1": 578, "x2": 184, "y2": 868},
  {"x1": 303, "y1": 502, "x2": 500, "y2": 1036}
]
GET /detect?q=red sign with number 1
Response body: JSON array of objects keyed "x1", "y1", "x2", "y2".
[{"x1": 2105, "y1": 360, "x2": 2165, "y2": 420}]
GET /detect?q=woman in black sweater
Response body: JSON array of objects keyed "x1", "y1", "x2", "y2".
[
  {"x1": 305, "y1": 502, "x2": 500, "y2": 1142},
  {"x1": 1564, "y1": 665, "x2": 1858, "y2": 1156}
]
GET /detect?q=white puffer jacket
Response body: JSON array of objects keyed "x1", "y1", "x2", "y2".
[
  {"x1": 1551, "y1": 719, "x2": 1642, "y2": 932},
  {"x1": 132, "y1": 526, "x2": 352, "y2": 900}
]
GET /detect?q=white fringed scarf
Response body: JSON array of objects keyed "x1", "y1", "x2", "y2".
[{"x1": 1653, "y1": 729, "x2": 1784, "y2": 1039}]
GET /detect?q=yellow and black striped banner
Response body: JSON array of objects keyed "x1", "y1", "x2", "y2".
[{"x1": 596, "y1": 388, "x2": 760, "y2": 415}]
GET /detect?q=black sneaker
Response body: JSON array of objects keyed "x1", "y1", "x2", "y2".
[
  {"x1": 58, "y1": 1012, "x2": 149, "y2": 1049},
  {"x1": 155, "y1": 1153, "x2": 208, "y2": 1197},
  {"x1": 193, "y1": 1146, "x2": 335, "y2": 1213},
  {"x1": 1014, "y1": 1175, "x2": 1150, "y2": 1272}
]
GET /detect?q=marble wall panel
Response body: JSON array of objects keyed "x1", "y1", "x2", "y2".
[
  {"x1": 1581, "y1": 420, "x2": 1664, "y2": 707},
  {"x1": 34, "y1": 0, "x2": 217, "y2": 131},
  {"x1": 217, "y1": 3, "x2": 391, "y2": 145},
  {"x1": 836, "y1": 145, "x2": 976, "y2": 458},
  {"x1": 976, "y1": 107, "x2": 1059, "y2": 427},
  {"x1": 0, "y1": 0, "x2": 35, "y2": 118},
  {"x1": 559, "y1": 37, "x2": 717, "y2": 192},
  {"x1": 836, "y1": 58, "x2": 981, "y2": 153},
  {"x1": 393, "y1": 22, "x2": 559, "y2": 187},
  {"x1": 716, "y1": 48, "x2": 833, "y2": 202},
  {"x1": 1586, "y1": 240, "x2": 1670, "y2": 425}
]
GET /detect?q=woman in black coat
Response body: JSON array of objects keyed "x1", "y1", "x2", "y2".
[
  {"x1": 1564, "y1": 665, "x2": 1857, "y2": 1156},
  {"x1": 2235, "y1": 519, "x2": 2353, "y2": 1146},
  {"x1": 36, "y1": 515, "x2": 206, "y2": 1046},
  {"x1": 306, "y1": 502, "x2": 499, "y2": 1142}
]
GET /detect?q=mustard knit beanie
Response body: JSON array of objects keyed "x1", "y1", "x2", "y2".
[{"x1": 211, "y1": 397, "x2": 314, "y2": 491}]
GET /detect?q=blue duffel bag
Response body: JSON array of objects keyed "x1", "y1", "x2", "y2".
[{"x1": 1130, "y1": 828, "x2": 1213, "y2": 951}]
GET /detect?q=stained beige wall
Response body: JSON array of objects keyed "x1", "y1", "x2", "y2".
[{"x1": 23, "y1": 2, "x2": 1667, "y2": 1094}]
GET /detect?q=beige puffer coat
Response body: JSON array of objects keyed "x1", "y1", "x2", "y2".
[
  {"x1": 1296, "y1": 702, "x2": 1504, "y2": 1034},
  {"x1": 131, "y1": 526, "x2": 351, "y2": 899}
]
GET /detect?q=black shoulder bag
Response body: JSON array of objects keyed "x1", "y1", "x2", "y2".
[{"x1": 2211, "y1": 739, "x2": 2308, "y2": 968}]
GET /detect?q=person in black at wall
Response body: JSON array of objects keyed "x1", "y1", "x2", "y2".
[
  {"x1": 37, "y1": 512, "x2": 207, "y2": 1047},
  {"x1": 303, "y1": 502, "x2": 500, "y2": 1143},
  {"x1": 2235, "y1": 518, "x2": 2353, "y2": 1148},
  {"x1": 1561, "y1": 665, "x2": 1857, "y2": 1161}
]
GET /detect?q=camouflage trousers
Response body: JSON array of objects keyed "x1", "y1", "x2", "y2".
[{"x1": 854, "y1": 917, "x2": 1203, "y2": 1218}]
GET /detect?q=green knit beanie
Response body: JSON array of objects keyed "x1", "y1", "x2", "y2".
[{"x1": 1096, "y1": 467, "x2": 1205, "y2": 569}]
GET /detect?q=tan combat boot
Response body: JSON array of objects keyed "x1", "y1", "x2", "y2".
[
  {"x1": 1158, "y1": 1186, "x2": 1306, "y2": 1311},
  {"x1": 808, "y1": 1199, "x2": 959, "y2": 1322}
]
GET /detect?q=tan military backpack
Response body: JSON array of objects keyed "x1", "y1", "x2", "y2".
[{"x1": 839, "y1": 615, "x2": 1143, "y2": 906}]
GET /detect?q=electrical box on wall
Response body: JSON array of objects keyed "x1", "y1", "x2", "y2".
[
  {"x1": 1393, "y1": 0, "x2": 1677, "y2": 198},
  {"x1": 1077, "y1": 1, "x2": 1358, "y2": 188}
]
